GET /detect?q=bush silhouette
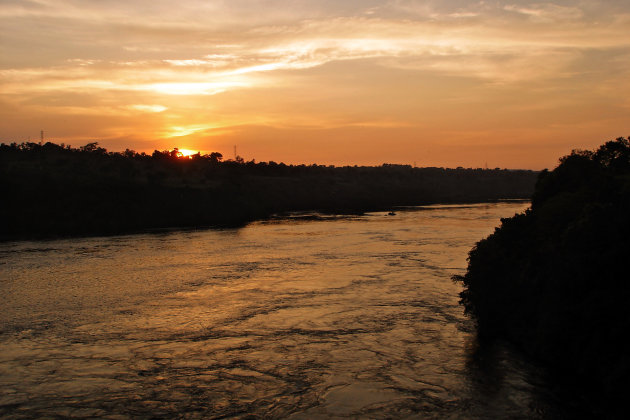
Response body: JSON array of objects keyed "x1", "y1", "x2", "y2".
[{"x1": 455, "y1": 137, "x2": 630, "y2": 415}]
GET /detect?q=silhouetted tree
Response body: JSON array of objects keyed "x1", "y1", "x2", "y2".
[{"x1": 455, "y1": 136, "x2": 630, "y2": 416}]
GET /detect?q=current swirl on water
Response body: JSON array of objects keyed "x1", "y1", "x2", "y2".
[{"x1": 1, "y1": 202, "x2": 575, "y2": 418}]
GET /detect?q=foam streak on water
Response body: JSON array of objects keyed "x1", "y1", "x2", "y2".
[{"x1": 0, "y1": 202, "x2": 569, "y2": 418}]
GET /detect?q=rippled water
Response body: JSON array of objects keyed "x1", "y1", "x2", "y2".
[{"x1": 1, "y1": 202, "x2": 575, "y2": 418}]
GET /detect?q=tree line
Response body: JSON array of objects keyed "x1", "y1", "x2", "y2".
[{"x1": 1, "y1": 141, "x2": 538, "y2": 239}]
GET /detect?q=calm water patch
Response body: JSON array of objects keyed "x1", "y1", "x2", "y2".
[{"x1": 0, "y1": 202, "x2": 574, "y2": 418}]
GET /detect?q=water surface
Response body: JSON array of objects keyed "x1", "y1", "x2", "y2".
[{"x1": 1, "y1": 202, "x2": 571, "y2": 418}]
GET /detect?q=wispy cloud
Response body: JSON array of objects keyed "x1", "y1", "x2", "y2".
[
  {"x1": 128, "y1": 104, "x2": 167, "y2": 113},
  {"x1": 503, "y1": 3, "x2": 584, "y2": 22},
  {"x1": 1, "y1": 1, "x2": 629, "y2": 167}
]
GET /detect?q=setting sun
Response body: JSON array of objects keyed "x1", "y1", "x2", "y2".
[{"x1": 177, "y1": 148, "x2": 200, "y2": 157}]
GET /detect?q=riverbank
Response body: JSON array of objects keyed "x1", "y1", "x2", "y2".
[
  {"x1": 455, "y1": 137, "x2": 630, "y2": 416},
  {"x1": 1, "y1": 142, "x2": 537, "y2": 241}
]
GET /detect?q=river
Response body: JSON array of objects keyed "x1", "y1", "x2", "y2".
[{"x1": 0, "y1": 202, "x2": 578, "y2": 418}]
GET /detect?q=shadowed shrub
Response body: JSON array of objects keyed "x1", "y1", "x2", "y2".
[{"x1": 455, "y1": 137, "x2": 630, "y2": 416}]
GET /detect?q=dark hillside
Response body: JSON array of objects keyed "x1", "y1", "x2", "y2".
[
  {"x1": 1, "y1": 142, "x2": 537, "y2": 240},
  {"x1": 455, "y1": 137, "x2": 630, "y2": 416}
]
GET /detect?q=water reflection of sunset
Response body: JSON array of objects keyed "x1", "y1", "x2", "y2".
[{"x1": 2, "y1": 203, "x2": 546, "y2": 418}]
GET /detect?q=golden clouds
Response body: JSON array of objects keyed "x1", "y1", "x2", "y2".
[{"x1": 1, "y1": 1, "x2": 629, "y2": 168}]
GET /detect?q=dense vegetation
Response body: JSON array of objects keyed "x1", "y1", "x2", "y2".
[
  {"x1": 455, "y1": 137, "x2": 630, "y2": 415},
  {"x1": 1, "y1": 141, "x2": 537, "y2": 240}
]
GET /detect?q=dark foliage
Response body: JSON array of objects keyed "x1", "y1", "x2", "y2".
[
  {"x1": 1, "y1": 141, "x2": 537, "y2": 240},
  {"x1": 455, "y1": 137, "x2": 630, "y2": 416}
]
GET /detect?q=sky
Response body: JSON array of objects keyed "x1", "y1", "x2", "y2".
[{"x1": 1, "y1": 0, "x2": 629, "y2": 169}]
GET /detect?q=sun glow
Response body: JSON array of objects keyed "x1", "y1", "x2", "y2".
[
  {"x1": 177, "y1": 148, "x2": 200, "y2": 157},
  {"x1": 2, "y1": 1, "x2": 629, "y2": 169}
]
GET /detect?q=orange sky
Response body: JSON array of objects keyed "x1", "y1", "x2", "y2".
[{"x1": 1, "y1": 0, "x2": 629, "y2": 169}]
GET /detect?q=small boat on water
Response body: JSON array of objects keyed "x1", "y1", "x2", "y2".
[{"x1": 388, "y1": 211, "x2": 396, "y2": 216}]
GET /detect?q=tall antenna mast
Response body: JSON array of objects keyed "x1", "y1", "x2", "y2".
[
  {"x1": 40, "y1": 130, "x2": 44, "y2": 145},
  {"x1": 234, "y1": 145, "x2": 237, "y2": 160}
]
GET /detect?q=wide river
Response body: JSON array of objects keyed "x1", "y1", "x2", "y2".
[{"x1": 1, "y1": 202, "x2": 579, "y2": 418}]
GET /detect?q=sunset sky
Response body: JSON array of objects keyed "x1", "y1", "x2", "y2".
[{"x1": 1, "y1": 0, "x2": 629, "y2": 169}]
